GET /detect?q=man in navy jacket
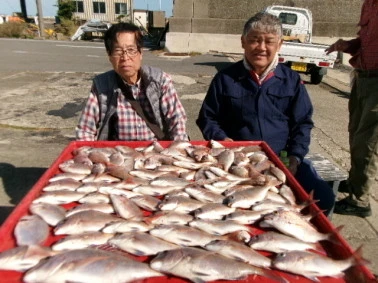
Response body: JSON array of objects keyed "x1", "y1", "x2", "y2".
[{"x1": 197, "y1": 12, "x2": 335, "y2": 216}]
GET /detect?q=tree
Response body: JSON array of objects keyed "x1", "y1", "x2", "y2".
[{"x1": 56, "y1": 0, "x2": 75, "y2": 20}]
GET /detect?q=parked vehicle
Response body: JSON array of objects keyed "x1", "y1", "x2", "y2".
[{"x1": 264, "y1": 5, "x2": 337, "y2": 84}]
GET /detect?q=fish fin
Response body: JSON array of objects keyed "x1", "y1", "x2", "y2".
[
  {"x1": 351, "y1": 245, "x2": 371, "y2": 266},
  {"x1": 326, "y1": 225, "x2": 344, "y2": 246}
]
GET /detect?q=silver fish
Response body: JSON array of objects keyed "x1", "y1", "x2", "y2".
[
  {"x1": 102, "y1": 220, "x2": 153, "y2": 233},
  {"x1": 33, "y1": 190, "x2": 86, "y2": 205},
  {"x1": 0, "y1": 245, "x2": 57, "y2": 272},
  {"x1": 150, "y1": 247, "x2": 287, "y2": 283},
  {"x1": 129, "y1": 194, "x2": 161, "y2": 211},
  {"x1": 58, "y1": 161, "x2": 92, "y2": 175},
  {"x1": 51, "y1": 232, "x2": 114, "y2": 251},
  {"x1": 217, "y1": 149, "x2": 235, "y2": 171},
  {"x1": 145, "y1": 211, "x2": 194, "y2": 225},
  {"x1": 42, "y1": 178, "x2": 82, "y2": 191},
  {"x1": 261, "y1": 209, "x2": 334, "y2": 243},
  {"x1": 225, "y1": 209, "x2": 272, "y2": 224},
  {"x1": 204, "y1": 239, "x2": 272, "y2": 268},
  {"x1": 78, "y1": 192, "x2": 110, "y2": 204},
  {"x1": 49, "y1": 172, "x2": 88, "y2": 182},
  {"x1": 109, "y1": 231, "x2": 179, "y2": 256},
  {"x1": 149, "y1": 224, "x2": 221, "y2": 247},
  {"x1": 272, "y1": 248, "x2": 365, "y2": 281},
  {"x1": 24, "y1": 248, "x2": 163, "y2": 283},
  {"x1": 193, "y1": 203, "x2": 236, "y2": 220},
  {"x1": 224, "y1": 183, "x2": 275, "y2": 208},
  {"x1": 110, "y1": 194, "x2": 144, "y2": 220},
  {"x1": 14, "y1": 215, "x2": 49, "y2": 246},
  {"x1": 249, "y1": 231, "x2": 320, "y2": 253},
  {"x1": 66, "y1": 203, "x2": 115, "y2": 217},
  {"x1": 189, "y1": 219, "x2": 251, "y2": 236},
  {"x1": 184, "y1": 186, "x2": 224, "y2": 203},
  {"x1": 54, "y1": 210, "x2": 121, "y2": 235},
  {"x1": 29, "y1": 202, "x2": 66, "y2": 226},
  {"x1": 158, "y1": 195, "x2": 204, "y2": 213}
]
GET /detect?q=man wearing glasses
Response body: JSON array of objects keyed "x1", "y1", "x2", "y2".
[{"x1": 76, "y1": 22, "x2": 189, "y2": 141}]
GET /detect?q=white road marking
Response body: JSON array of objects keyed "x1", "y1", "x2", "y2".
[
  {"x1": 56, "y1": 44, "x2": 104, "y2": 49},
  {"x1": 1, "y1": 72, "x2": 25, "y2": 79}
]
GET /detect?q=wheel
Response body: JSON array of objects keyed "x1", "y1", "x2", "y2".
[{"x1": 310, "y1": 69, "x2": 324, "y2": 84}]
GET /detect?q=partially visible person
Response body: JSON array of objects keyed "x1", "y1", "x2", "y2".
[
  {"x1": 76, "y1": 22, "x2": 189, "y2": 141},
  {"x1": 325, "y1": 0, "x2": 377, "y2": 217},
  {"x1": 197, "y1": 12, "x2": 335, "y2": 216}
]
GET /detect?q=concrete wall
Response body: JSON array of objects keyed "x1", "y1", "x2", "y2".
[{"x1": 165, "y1": 0, "x2": 361, "y2": 53}]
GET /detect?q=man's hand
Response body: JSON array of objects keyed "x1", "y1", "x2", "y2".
[
  {"x1": 288, "y1": 155, "x2": 300, "y2": 176},
  {"x1": 325, "y1": 39, "x2": 349, "y2": 55}
]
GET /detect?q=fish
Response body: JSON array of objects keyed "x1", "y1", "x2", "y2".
[
  {"x1": 224, "y1": 209, "x2": 272, "y2": 224},
  {"x1": 272, "y1": 246, "x2": 367, "y2": 281},
  {"x1": 204, "y1": 239, "x2": 272, "y2": 268},
  {"x1": 78, "y1": 192, "x2": 110, "y2": 204},
  {"x1": 150, "y1": 247, "x2": 287, "y2": 283},
  {"x1": 29, "y1": 202, "x2": 66, "y2": 226},
  {"x1": 223, "y1": 183, "x2": 275, "y2": 208},
  {"x1": 145, "y1": 211, "x2": 194, "y2": 225},
  {"x1": 150, "y1": 176, "x2": 191, "y2": 188},
  {"x1": 132, "y1": 184, "x2": 182, "y2": 196},
  {"x1": 65, "y1": 203, "x2": 115, "y2": 217},
  {"x1": 102, "y1": 220, "x2": 153, "y2": 233},
  {"x1": 51, "y1": 232, "x2": 114, "y2": 251},
  {"x1": 158, "y1": 195, "x2": 204, "y2": 213},
  {"x1": 248, "y1": 231, "x2": 320, "y2": 253},
  {"x1": 149, "y1": 224, "x2": 221, "y2": 247},
  {"x1": 32, "y1": 190, "x2": 87, "y2": 205},
  {"x1": 58, "y1": 161, "x2": 92, "y2": 175},
  {"x1": 129, "y1": 194, "x2": 161, "y2": 211},
  {"x1": 54, "y1": 210, "x2": 121, "y2": 235},
  {"x1": 24, "y1": 248, "x2": 163, "y2": 283},
  {"x1": 109, "y1": 232, "x2": 179, "y2": 256},
  {"x1": 0, "y1": 245, "x2": 57, "y2": 272},
  {"x1": 14, "y1": 215, "x2": 49, "y2": 246},
  {"x1": 189, "y1": 219, "x2": 251, "y2": 236},
  {"x1": 110, "y1": 194, "x2": 144, "y2": 220},
  {"x1": 42, "y1": 178, "x2": 82, "y2": 192},
  {"x1": 184, "y1": 186, "x2": 224, "y2": 203},
  {"x1": 217, "y1": 149, "x2": 235, "y2": 171},
  {"x1": 279, "y1": 184, "x2": 297, "y2": 205},
  {"x1": 193, "y1": 203, "x2": 236, "y2": 220},
  {"x1": 49, "y1": 172, "x2": 88, "y2": 182},
  {"x1": 260, "y1": 210, "x2": 336, "y2": 243}
]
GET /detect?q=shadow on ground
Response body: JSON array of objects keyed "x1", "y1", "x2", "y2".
[
  {"x1": 194, "y1": 61, "x2": 234, "y2": 72},
  {"x1": 0, "y1": 163, "x2": 46, "y2": 224}
]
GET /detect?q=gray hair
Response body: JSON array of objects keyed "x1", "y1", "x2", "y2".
[{"x1": 242, "y1": 12, "x2": 282, "y2": 37}]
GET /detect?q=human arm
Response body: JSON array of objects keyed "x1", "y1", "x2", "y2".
[
  {"x1": 196, "y1": 74, "x2": 230, "y2": 141},
  {"x1": 160, "y1": 73, "x2": 189, "y2": 141},
  {"x1": 75, "y1": 85, "x2": 100, "y2": 141},
  {"x1": 325, "y1": 38, "x2": 361, "y2": 55}
]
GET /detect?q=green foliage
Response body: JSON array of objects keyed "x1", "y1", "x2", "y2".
[{"x1": 56, "y1": 0, "x2": 75, "y2": 20}]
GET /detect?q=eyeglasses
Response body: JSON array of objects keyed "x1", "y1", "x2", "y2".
[{"x1": 111, "y1": 48, "x2": 139, "y2": 58}]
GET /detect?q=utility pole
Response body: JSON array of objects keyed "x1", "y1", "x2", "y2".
[
  {"x1": 36, "y1": 0, "x2": 45, "y2": 37},
  {"x1": 130, "y1": 0, "x2": 134, "y2": 23},
  {"x1": 20, "y1": 0, "x2": 28, "y2": 20}
]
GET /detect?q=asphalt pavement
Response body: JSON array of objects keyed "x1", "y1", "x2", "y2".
[{"x1": 0, "y1": 45, "x2": 377, "y2": 280}]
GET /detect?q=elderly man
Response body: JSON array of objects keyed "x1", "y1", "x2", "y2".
[
  {"x1": 197, "y1": 12, "x2": 335, "y2": 216},
  {"x1": 76, "y1": 22, "x2": 189, "y2": 141}
]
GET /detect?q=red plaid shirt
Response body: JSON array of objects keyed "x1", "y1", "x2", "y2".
[
  {"x1": 347, "y1": 0, "x2": 378, "y2": 70},
  {"x1": 76, "y1": 71, "x2": 188, "y2": 141}
]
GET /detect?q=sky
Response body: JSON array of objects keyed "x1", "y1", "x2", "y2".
[{"x1": 0, "y1": 0, "x2": 173, "y2": 17}]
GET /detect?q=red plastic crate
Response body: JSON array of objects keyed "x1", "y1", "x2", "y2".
[{"x1": 0, "y1": 140, "x2": 375, "y2": 283}]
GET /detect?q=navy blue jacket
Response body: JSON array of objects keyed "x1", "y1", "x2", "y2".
[{"x1": 196, "y1": 61, "x2": 314, "y2": 161}]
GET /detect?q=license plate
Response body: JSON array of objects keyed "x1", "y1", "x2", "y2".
[{"x1": 291, "y1": 62, "x2": 307, "y2": 72}]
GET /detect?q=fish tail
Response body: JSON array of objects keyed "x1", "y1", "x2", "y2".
[{"x1": 351, "y1": 245, "x2": 371, "y2": 266}]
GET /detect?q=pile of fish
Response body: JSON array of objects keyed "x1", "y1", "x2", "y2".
[{"x1": 0, "y1": 140, "x2": 365, "y2": 283}]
